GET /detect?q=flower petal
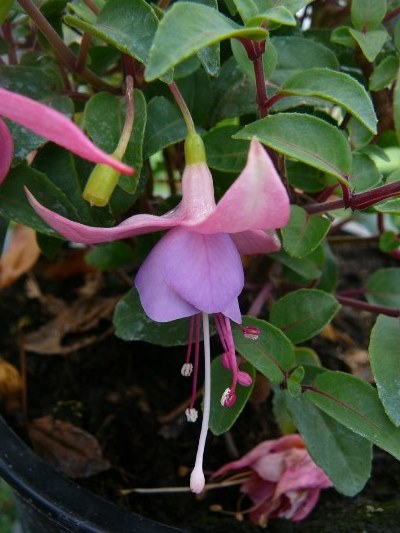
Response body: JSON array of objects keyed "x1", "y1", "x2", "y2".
[
  {"x1": 26, "y1": 189, "x2": 184, "y2": 244},
  {"x1": 231, "y1": 230, "x2": 281, "y2": 255},
  {"x1": 162, "y1": 228, "x2": 244, "y2": 315},
  {"x1": 0, "y1": 87, "x2": 132, "y2": 175},
  {"x1": 222, "y1": 298, "x2": 242, "y2": 323},
  {"x1": 194, "y1": 139, "x2": 290, "y2": 234},
  {"x1": 0, "y1": 119, "x2": 13, "y2": 184},
  {"x1": 135, "y1": 235, "x2": 198, "y2": 322}
]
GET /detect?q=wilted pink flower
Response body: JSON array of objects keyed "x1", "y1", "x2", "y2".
[
  {"x1": 214, "y1": 434, "x2": 333, "y2": 526},
  {"x1": 26, "y1": 135, "x2": 290, "y2": 493},
  {"x1": 0, "y1": 86, "x2": 133, "y2": 183}
]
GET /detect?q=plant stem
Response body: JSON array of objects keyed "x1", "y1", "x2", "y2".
[
  {"x1": 83, "y1": 0, "x2": 100, "y2": 15},
  {"x1": 168, "y1": 82, "x2": 195, "y2": 133},
  {"x1": 336, "y1": 295, "x2": 400, "y2": 318},
  {"x1": 76, "y1": 33, "x2": 92, "y2": 72}
]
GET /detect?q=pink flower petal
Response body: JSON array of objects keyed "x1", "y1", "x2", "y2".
[
  {"x1": 162, "y1": 228, "x2": 244, "y2": 315},
  {"x1": 26, "y1": 189, "x2": 184, "y2": 243},
  {"x1": 222, "y1": 298, "x2": 242, "y2": 323},
  {"x1": 231, "y1": 229, "x2": 281, "y2": 255},
  {"x1": 194, "y1": 139, "x2": 290, "y2": 234},
  {"x1": 291, "y1": 488, "x2": 321, "y2": 521},
  {"x1": 135, "y1": 236, "x2": 198, "y2": 322},
  {"x1": 0, "y1": 118, "x2": 13, "y2": 184},
  {"x1": 0, "y1": 87, "x2": 133, "y2": 175}
]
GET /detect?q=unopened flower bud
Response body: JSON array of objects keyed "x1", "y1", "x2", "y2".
[
  {"x1": 181, "y1": 363, "x2": 193, "y2": 377},
  {"x1": 221, "y1": 387, "x2": 236, "y2": 407},
  {"x1": 237, "y1": 370, "x2": 253, "y2": 387},
  {"x1": 185, "y1": 408, "x2": 198, "y2": 423},
  {"x1": 82, "y1": 156, "x2": 121, "y2": 207},
  {"x1": 243, "y1": 326, "x2": 260, "y2": 341}
]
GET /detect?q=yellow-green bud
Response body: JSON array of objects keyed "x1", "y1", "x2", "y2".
[
  {"x1": 82, "y1": 155, "x2": 121, "y2": 207},
  {"x1": 184, "y1": 132, "x2": 206, "y2": 165}
]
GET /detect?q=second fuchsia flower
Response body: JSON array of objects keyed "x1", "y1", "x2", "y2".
[
  {"x1": 0, "y1": 86, "x2": 133, "y2": 183},
  {"x1": 26, "y1": 132, "x2": 290, "y2": 493}
]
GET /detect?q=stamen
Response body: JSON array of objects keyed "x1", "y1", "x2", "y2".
[
  {"x1": 220, "y1": 387, "x2": 236, "y2": 407},
  {"x1": 185, "y1": 408, "x2": 198, "y2": 423},
  {"x1": 190, "y1": 313, "x2": 211, "y2": 494},
  {"x1": 184, "y1": 315, "x2": 196, "y2": 365},
  {"x1": 189, "y1": 314, "x2": 201, "y2": 408},
  {"x1": 242, "y1": 325, "x2": 260, "y2": 341},
  {"x1": 181, "y1": 363, "x2": 193, "y2": 377}
]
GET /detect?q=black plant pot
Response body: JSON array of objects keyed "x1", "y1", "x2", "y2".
[{"x1": 0, "y1": 415, "x2": 183, "y2": 533}]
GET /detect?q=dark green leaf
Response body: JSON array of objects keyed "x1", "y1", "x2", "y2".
[
  {"x1": 370, "y1": 56, "x2": 399, "y2": 91},
  {"x1": 113, "y1": 288, "x2": 191, "y2": 346},
  {"x1": 350, "y1": 153, "x2": 382, "y2": 192},
  {"x1": 232, "y1": 316, "x2": 295, "y2": 384},
  {"x1": 349, "y1": 29, "x2": 388, "y2": 63},
  {"x1": 370, "y1": 315, "x2": 400, "y2": 426},
  {"x1": 209, "y1": 358, "x2": 255, "y2": 435},
  {"x1": 351, "y1": 0, "x2": 387, "y2": 32},
  {"x1": 86, "y1": 242, "x2": 134, "y2": 270},
  {"x1": 270, "y1": 289, "x2": 340, "y2": 344},
  {"x1": 203, "y1": 126, "x2": 249, "y2": 172},
  {"x1": 286, "y1": 394, "x2": 372, "y2": 496},
  {"x1": 365, "y1": 268, "x2": 400, "y2": 308},
  {"x1": 306, "y1": 371, "x2": 400, "y2": 461},
  {"x1": 235, "y1": 114, "x2": 352, "y2": 182},
  {"x1": 271, "y1": 249, "x2": 321, "y2": 281}
]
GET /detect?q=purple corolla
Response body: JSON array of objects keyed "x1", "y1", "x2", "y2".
[
  {"x1": 26, "y1": 133, "x2": 290, "y2": 493},
  {"x1": 0, "y1": 86, "x2": 133, "y2": 183}
]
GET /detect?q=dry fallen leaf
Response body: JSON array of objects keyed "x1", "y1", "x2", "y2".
[
  {"x1": 28, "y1": 416, "x2": 111, "y2": 478},
  {"x1": 0, "y1": 225, "x2": 41, "y2": 289},
  {"x1": 0, "y1": 358, "x2": 22, "y2": 413},
  {"x1": 23, "y1": 295, "x2": 118, "y2": 355}
]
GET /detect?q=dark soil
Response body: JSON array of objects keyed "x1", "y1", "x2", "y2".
[{"x1": 1, "y1": 241, "x2": 400, "y2": 532}]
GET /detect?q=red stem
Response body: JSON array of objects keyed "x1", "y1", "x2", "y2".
[{"x1": 336, "y1": 295, "x2": 400, "y2": 318}]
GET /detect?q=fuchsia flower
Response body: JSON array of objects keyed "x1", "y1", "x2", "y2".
[
  {"x1": 26, "y1": 133, "x2": 290, "y2": 493},
  {"x1": 214, "y1": 434, "x2": 333, "y2": 526},
  {"x1": 0, "y1": 86, "x2": 133, "y2": 183}
]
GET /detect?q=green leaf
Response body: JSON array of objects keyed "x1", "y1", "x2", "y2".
[
  {"x1": 231, "y1": 36, "x2": 277, "y2": 82},
  {"x1": 271, "y1": 249, "x2": 321, "y2": 281},
  {"x1": 306, "y1": 371, "x2": 400, "y2": 461},
  {"x1": 281, "y1": 205, "x2": 331, "y2": 259},
  {"x1": 234, "y1": 114, "x2": 352, "y2": 182},
  {"x1": 370, "y1": 315, "x2": 400, "y2": 426},
  {"x1": 379, "y1": 231, "x2": 400, "y2": 252},
  {"x1": 209, "y1": 357, "x2": 255, "y2": 435},
  {"x1": 370, "y1": 56, "x2": 399, "y2": 91},
  {"x1": 0, "y1": 0, "x2": 14, "y2": 23},
  {"x1": 145, "y1": 2, "x2": 267, "y2": 81},
  {"x1": 272, "y1": 388, "x2": 296, "y2": 434},
  {"x1": 248, "y1": 6, "x2": 296, "y2": 27},
  {"x1": 365, "y1": 268, "x2": 400, "y2": 308},
  {"x1": 375, "y1": 198, "x2": 400, "y2": 215},
  {"x1": 280, "y1": 68, "x2": 377, "y2": 134},
  {"x1": 271, "y1": 36, "x2": 339, "y2": 85},
  {"x1": 84, "y1": 90, "x2": 147, "y2": 194},
  {"x1": 286, "y1": 394, "x2": 372, "y2": 496},
  {"x1": 64, "y1": 0, "x2": 171, "y2": 78},
  {"x1": 270, "y1": 289, "x2": 340, "y2": 344},
  {"x1": 85, "y1": 242, "x2": 134, "y2": 270},
  {"x1": 349, "y1": 29, "x2": 388, "y2": 63},
  {"x1": 203, "y1": 126, "x2": 249, "y2": 173},
  {"x1": 232, "y1": 316, "x2": 295, "y2": 384},
  {"x1": 394, "y1": 67, "x2": 400, "y2": 147},
  {"x1": 351, "y1": 0, "x2": 387, "y2": 32},
  {"x1": 191, "y1": 0, "x2": 221, "y2": 77},
  {"x1": 350, "y1": 153, "x2": 382, "y2": 192},
  {"x1": 231, "y1": 0, "x2": 258, "y2": 22},
  {"x1": 113, "y1": 288, "x2": 191, "y2": 346},
  {"x1": 143, "y1": 97, "x2": 187, "y2": 159},
  {"x1": 294, "y1": 347, "x2": 321, "y2": 366}
]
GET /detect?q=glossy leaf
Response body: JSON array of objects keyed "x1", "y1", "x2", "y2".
[
  {"x1": 270, "y1": 289, "x2": 340, "y2": 344},
  {"x1": 145, "y1": 2, "x2": 267, "y2": 81},
  {"x1": 281, "y1": 205, "x2": 331, "y2": 258},
  {"x1": 286, "y1": 394, "x2": 372, "y2": 496},
  {"x1": 306, "y1": 371, "x2": 400, "y2": 461},
  {"x1": 235, "y1": 114, "x2": 352, "y2": 182},
  {"x1": 369, "y1": 56, "x2": 399, "y2": 91},
  {"x1": 113, "y1": 288, "x2": 191, "y2": 346},
  {"x1": 209, "y1": 358, "x2": 255, "y2": 435},
  {"x1": 143, "y1": 97, "x2": 187, "y2": 159},
  {"x1": 370, "y1": 315, "x2": 400, "y2": 426},
  {"x1": 280, "y1": 68, "x2": 377, "y2": 134},
  {"x1": 365, "y1": 268, "x2": 400, "y2": 308},
  {"x1": 232, "y1": 316, "x2": 295, "y2": 384}
]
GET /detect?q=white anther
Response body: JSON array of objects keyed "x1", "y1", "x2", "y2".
[
  {"x1": 185, "y1": 408, "x2": 198, "y2": 423},
  {"x1": 181, "y1": 363, "x2": 193, "y2": 377},
  {"x1": 220, "y1": 388, "x2": 232, "y2": 407}
]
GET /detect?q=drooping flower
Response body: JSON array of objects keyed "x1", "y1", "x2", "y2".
[
  {"x1": 0, "y1": 86, "x2": 133, "y2": 183},
  {"x1": 26, "y1": 132, "x2": 290, "y2": 493},
  {"x1": 213, "y1": 434, "x2": 333, "y2": 526}
]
